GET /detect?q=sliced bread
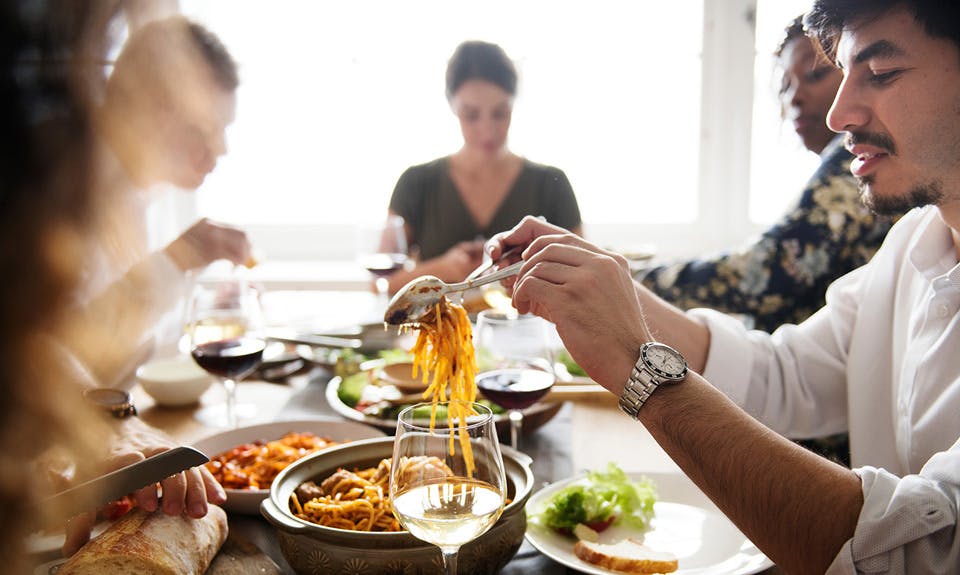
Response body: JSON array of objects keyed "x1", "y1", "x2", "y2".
[{"x1": 573, "y1": 538, "x2": 678, "y2": 574}]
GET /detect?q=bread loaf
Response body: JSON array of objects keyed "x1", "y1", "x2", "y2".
[
  {"x1": 573, "y1": 538, "x2": 678, "y2": 574},
  {"x1": 58, "y1": 506, "x2": 228, "y2": 575}
]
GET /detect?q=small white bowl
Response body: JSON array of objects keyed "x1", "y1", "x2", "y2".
[{"x1": 136, "y1": 356, "x2": 213, "y2": 406}]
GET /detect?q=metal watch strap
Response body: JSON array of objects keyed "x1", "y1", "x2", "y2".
[{"x1": 619, "y1": 363, "x2": 660, "y2": 420}]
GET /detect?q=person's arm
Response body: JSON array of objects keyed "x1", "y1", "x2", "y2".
[
  {"x1": 640, "y1": 372, "x2": 862, "y2": 573},
  {"x1": 639, "y1": 150, "x2": 891, "y2": 332},
  {"x1": 491, "y1": 216, "x2": 862, "y2": 572}
]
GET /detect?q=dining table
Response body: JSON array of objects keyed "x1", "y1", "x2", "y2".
[{"x1": 46, "y1": 289, "x2": 784, "y2": 574}]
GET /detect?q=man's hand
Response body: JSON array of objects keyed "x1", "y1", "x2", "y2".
[
  {"x1": 62, "y1": 418, "x2": 226, "y2": 556},
  {"x1": 487, "y1": 216, "x2": 653, "y2": 392},
  {"x1": 163, "y1": 218, "x2": 252, "y2": 272}
]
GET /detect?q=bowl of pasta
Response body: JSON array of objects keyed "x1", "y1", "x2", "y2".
[
  {"x1": 261, "y1": 436, "x2": 534, "y2": 574},
  {"x1": 192, "y1": 418, "x2": 386, "y2": 515}
]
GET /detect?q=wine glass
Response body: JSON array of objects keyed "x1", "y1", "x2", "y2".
[
  {"x1": 356, "y1": 215, "x2": 409, "y2": 302},
  {"x1": 473, "y1": 310, "x2": 556, "y2": 451},
  {"x1": 390, "y1": 401, "x2": 506, "y2": 575},
  {"x1": 185, "y1": 268, "x2": 266, "y2": 428}
]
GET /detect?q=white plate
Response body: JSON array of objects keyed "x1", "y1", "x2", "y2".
[
  {"x1": 192, "y1": 418, "x2": 385, "y2": 515},
  {"x1": 525, "y1": 471, "x2": 773, "y2": 575}
]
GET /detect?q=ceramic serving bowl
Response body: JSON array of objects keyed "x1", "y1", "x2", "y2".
[{"x1": 261, "y1": 436, "x2": 534, "y2": 575}]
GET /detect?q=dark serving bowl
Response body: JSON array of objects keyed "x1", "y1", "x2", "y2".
[{"x1": 261, "y1": 436, "x2": 534, "y2": 575}]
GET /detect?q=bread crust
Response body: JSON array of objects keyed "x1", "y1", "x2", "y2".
[
  {"x1": 58, "y1": 506, "x2": 228, "y2": 575},
  {"x1": 573, "y1": 538, "x2": 678, "y2": 574}
]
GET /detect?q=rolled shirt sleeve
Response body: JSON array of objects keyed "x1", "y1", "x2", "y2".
[{"x1": 827, "y1": 443, "x2": 960, "y2": 573}]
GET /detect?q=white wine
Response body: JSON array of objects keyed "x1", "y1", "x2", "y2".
[
  {"x1": 392, "y1": 478, "x2": 504, "y2": 548},
  {"x1": 187, "y1": 316, "x2": 247, "y2": 343}
]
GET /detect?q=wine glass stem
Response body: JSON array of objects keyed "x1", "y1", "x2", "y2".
[
  {"x1": 509, "y1": 409, "x2": 523, "y2": 450},
  {"x1": 440, "y1": 547, "x2": 459, "y2": 575},
  {"x1": 223, "y1": 377, "x2": 237, "y2": 429}
]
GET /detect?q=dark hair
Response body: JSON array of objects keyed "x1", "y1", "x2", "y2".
[
  {"x1": 806, "y1": 0, "x2": 960, "y2": 60},
  {"x1": 774, "y1": 15, "x2": 807, "y2": 58},
  {"x1": 110, "y1": 15, "x2": 238, "y2": 102},
  {"x1": 445, "y1": 40, "x2": 517, "y2": 101},
  {"x1": 186, "y1": 19, "x2": 238, "y2": 91}
]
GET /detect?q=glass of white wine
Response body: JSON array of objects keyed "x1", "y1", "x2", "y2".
[
  {"x1": 390, "y1": 401, "x2": 506, "y2": 575},
  {"x1": 185, "y1": 269, "x2": 265, "y2": 428}
]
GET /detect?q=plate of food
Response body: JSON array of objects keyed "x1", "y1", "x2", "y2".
[
  {"x1": 325, "y1": 361, "x2": 564, "y2": 436},
  {"x1": 191, "y1": 418, "x2": 385, "y2": 515},
  {"x1": 525, "y1": 464, "x2": 772, "y2": 575}
]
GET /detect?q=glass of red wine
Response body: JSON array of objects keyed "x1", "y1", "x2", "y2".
[
  {"x1": 473, "y1": 310, "x2": 556, "y2": 451},
  {"x1": 356, "y1": 215, "x2": 409, "y2": 303},
  {"x1": 185, "y1": 268, "x2": 266, "y2": 428}
]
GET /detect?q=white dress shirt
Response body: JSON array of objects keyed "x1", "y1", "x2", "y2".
[{"x1": 690, "y1": 206, "x2": 960, "y2": 573}]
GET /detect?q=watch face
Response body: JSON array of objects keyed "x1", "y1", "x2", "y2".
[{"x1": 641, "y1": 342, "x2": 688, "y2": 380}]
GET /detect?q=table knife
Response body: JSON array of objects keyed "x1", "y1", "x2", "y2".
[{"x1": 37, "y1": 446, "x2": 209, "y2": 523}]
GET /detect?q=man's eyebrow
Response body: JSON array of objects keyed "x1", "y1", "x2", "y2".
[{"x1": 853, "y1": 40, "x2": 906, "y2": 65}]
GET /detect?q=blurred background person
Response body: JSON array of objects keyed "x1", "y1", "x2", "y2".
[
  {"x1": 638, "y1": 15, "x2": 893, "y2": 335},
  {"x1": 2, "y1": 2, "x2": 224, "y2": 569},
  {"x1": 383, "y1": 40, "x2": 582, "y2": 295},
  {"x1": 64, "y1": 15, "x2": 254, "y2": 389}
]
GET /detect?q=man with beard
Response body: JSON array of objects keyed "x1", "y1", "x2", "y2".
[{"x1": 485, "y1": 1, "x2": 960, "y2": 572}]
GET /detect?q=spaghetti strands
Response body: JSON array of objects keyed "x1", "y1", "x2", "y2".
[
  {"x1": 404, "y1": 297, "x2": 479, "y2": 475},
  {"x1": 290, "y1": 459, "x2": 403, "y2": 532},
  {"x1": 205, "y1": 432, "x2": 341, "y2": 490}
]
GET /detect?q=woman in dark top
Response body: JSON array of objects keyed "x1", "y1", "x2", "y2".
[{"x1": 385, "y1": 40, "x2": 582, "y2": 294}]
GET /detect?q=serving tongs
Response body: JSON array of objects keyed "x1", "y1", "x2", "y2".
[{"x1": 384, "y1": 246, "x2": 523, "y2": 326}]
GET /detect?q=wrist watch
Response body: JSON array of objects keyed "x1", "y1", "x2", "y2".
[
  {"x1": 618, "y1": 341, "x2": 688, "y2": 419},
  {"x1": 82, "y1": 388, "x2": 138, "y2": 419}
]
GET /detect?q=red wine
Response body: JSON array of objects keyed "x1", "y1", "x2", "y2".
[
  {"x1": 476, "y1": 368, "x2": 555, "y2": 410},
  {"x1": 361, "y1": 253, "x2": 408, "y2": 278},
  {"x1": 191, "y1": 337, "x2": 266, "y2": 380}
]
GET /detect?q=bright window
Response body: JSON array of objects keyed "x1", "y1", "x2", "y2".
[
  {"x1": 167, "y1": 1, "x2": 833, "y2": 264},
  {"x1": 177, "y1": 1, "x2": 704, "y2": 249},
  {"x1": 749, "y1": 0, "x2": 828, "y2": 223}
]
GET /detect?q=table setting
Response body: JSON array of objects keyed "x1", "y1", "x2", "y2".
[{"x1": 30, "y1": 286, "x2": 780, "y2": 575}]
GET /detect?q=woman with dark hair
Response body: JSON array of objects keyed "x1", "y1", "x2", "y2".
[{"x1": 383, "y1": 40, "x2": 582, "y2": 295}]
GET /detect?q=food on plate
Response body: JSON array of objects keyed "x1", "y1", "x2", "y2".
[
  {"x1": 57, "y1": 506, "x2": 228, "y2": 575},
  {"x1": 398, "y1": 296, "x2": 479, "y2": 473},
  {"x1": 573, "y1": 538, "x2": 678, "y2": 574},
  {"x1": 289, "y1": 458, "x2": 406, "y2": 532},
  {"x1": 204, "y1": 432, "x2": 343, "y2": 490},
  {"x1": 557, "y1": 349, "x2": 588, "y2": 377},
  {"x1": 530, "y1": 463, "x2": 657, "y2": 535}
]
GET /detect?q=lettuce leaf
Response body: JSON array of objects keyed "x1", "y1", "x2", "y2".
[{"x1": 530, "y1": 462, "x2": 657, "y2": 534}]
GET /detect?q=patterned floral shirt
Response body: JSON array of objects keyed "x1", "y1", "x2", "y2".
[{"x1": 639, "y1": 136, "x2": 894, "y2": 333}]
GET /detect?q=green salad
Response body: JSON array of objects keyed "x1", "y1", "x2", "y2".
[{"x1": 530, "y1": 462, "x2": 657, "y2": 535}]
